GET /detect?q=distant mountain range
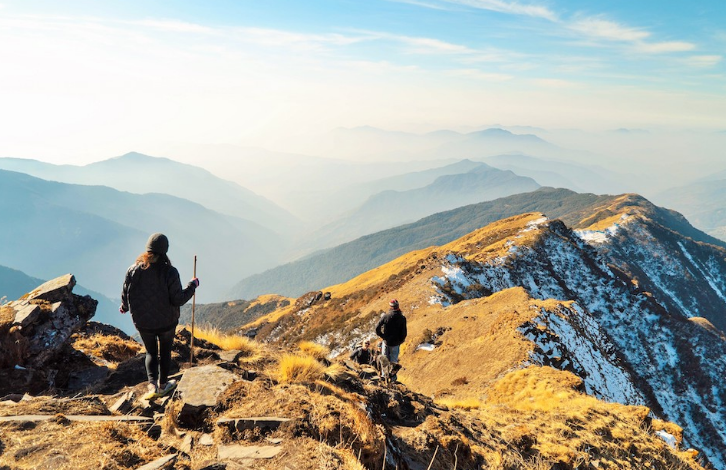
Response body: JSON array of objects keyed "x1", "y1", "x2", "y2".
[
  {"x1": 0, "y1": 152, "x2": 299, "y2": 234},
  {"x1": 229, "y1": 188, "x2": 625, "y2": 299},
  {"x1": 298, "y1": 163, "x2": 541, "y2": 252},
  {"x1": 0, "y1": 169, "x2": 281, "y2": 302},
  {"x1": 482, "y1": 153, "x2": 628, "y2": 195},
  {"x1": 653, "y1": 178, "x2": 726, "y2": 241},
  {"x1": 309, "y1": 126, "x2": 574, "y2": 161}
]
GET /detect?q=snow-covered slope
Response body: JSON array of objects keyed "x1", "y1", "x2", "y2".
[{"x1": 431, "y1": 213, "x2": 726, "y2": 467}]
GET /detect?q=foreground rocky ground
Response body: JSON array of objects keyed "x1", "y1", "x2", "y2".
[{"x1": 0, "y1": 276, "x2": 709, "y2": 469}]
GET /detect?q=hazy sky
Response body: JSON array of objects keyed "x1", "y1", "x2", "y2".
[{"x1": 1, "y1": 0, "x2": 725, "y2": 164}]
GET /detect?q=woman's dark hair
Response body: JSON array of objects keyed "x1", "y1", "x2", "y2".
[{"x1": 136, "y1": 252, "x2": 172, "y2": 270}]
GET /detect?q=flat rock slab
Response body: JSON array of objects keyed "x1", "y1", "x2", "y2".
[
  {"x1": 109, "y1": 391, "x2": 135, "y2": 414},
  {"x1": 217, "y1": 417, "x2": 291, "y2": 432},
  {"x1": 13, "y1": 304, "x2": 41, "y2": 328},
  {"x1": 0, "y1": 415, "x2": 152, "y2": 423},
  {"x1": 177, "y1": 365, "x2": 240, "y2": 426},
  {"x1": 218, "y1": 445, "x2": 282, "y2": 460},
  {"x1": 136, "y1": 454, "x2": 178, "y2": 470},
  {"x1": 177, "y1": 365, "x2": 239, "y2": 409},
  {"x1": 218, "y1": 350, "x2": 243, "y2": 363},
  {"x1": 27, "y1": 274, "x2": 76, "y2": 302}
]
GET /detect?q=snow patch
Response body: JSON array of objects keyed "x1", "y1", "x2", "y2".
[
  {"x1": 656, "y1": 430, "x2": 677, "y2": 449},
  {"x1": 575, "y1": 223, "x2": 620, "y2": 244},
  {"x1": 522, "y1": 216, "x2": 548, "y2": 232}
]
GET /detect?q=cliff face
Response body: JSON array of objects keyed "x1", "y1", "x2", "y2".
[{"x1": 429, "y1": 212, "x2": 726, "y2": 467}]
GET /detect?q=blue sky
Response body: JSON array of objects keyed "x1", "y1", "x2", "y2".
[{"x1": 1, "y1": 0, "x2": 725, "y2": 162}]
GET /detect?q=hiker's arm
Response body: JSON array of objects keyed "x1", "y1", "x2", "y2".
[
  {"x1": 375, "y1": 318, "x2": 385, "y2": 338},
  {"x1": 120, "y1": 270, "x2": 130, "y2": 313},
  {"x1": 167, "y1": 267, "x2": 196, "y2": 307}
]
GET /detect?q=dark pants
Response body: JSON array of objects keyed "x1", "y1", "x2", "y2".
[{"x1": 137, "y1": 325, "x2": 176, "y2": 385}]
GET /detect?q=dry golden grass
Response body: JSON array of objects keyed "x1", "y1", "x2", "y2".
[
  {"x1": 322, "y1": 362, "x2": 352, "y2": 384},
  {"x1": 298, "y1": 340, "x2": 330, "y2": 360},
  {"x1": 192, "y1": 325, "x2": 262, "y2": 355},
  {"x1": 72, "y1": 333, "x2": 141, "y2": 366},
  {"x1": 436, "y1": 397, "x2": 482, "y2": 410},
  {"x1": 221, "y1": 380, "x2": 383, "y2": 469},
  {"x1": 0, "y1": 420, "x2": 168, "y2": 469},
  {"x1": 0, "y1": 305, "x2": 15, "y2": 327},
  {"x1": 277, "y1": 354, "x2": 326, "y2": 384}
]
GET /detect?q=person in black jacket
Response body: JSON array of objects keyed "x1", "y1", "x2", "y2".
[
  {"x1": 120, "y1": 233, "x2": 199, "y2": 397},
  {"x1": 375, "y1": 299, "x2": 407, "y2": 379},
  {"x1": 349, "y1": 339, "x2": 372, "y2": 365}
]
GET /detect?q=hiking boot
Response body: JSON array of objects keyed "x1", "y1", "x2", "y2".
[
  {"x1": 158, "y1": 379, "x2": 177, "y2": 397},
  {"x1": 142, "y1": 381, "x2": 159, "y2": 400}
]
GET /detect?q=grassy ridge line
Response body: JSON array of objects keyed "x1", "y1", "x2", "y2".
[{"x1": 228, "y1": 188, "x2": 616, "y2": 299}]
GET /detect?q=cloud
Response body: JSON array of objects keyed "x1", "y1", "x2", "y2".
[
  {"x1": 569, "y1": 18, "x2": 649, "y2": 42},
  {"x1": 635, "y1": 41, "x2": 696, "y2": 53},
  {"x1": 396, "y1": 35, "x2": 477, "y2": 54},
  {"x1": 568, "y1": 16, "x2": 699, "y2": 56},
  {"x1": 443, "y1": 0, "x2": 557, "y2": 21},
  {"x1": 386, "y1": 0, "x2": 450, "y2": 10},
  {"x1": 530, "y1": 78, "x2": 583, "y2": 89},
  {"x1": 682, "y1": 55, "x2": 722, "y2": 68},
  {"x1": 129, "y1": 19, "x2": 213, "y2": 34},
  {"x1": 448, "y1": 68, "x2": 513, "y2": 81},
  {"x1": 231, "y1": 27, "x2": 370, "y2": 51}
]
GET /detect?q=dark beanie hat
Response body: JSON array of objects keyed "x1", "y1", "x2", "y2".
[{"x1": 146, "y1": 233, "x2": 169, "y2": 254}]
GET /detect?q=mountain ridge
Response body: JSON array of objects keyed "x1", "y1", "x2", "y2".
[{"x1": 242, "y1": 208, "x2": 726, "y2": 467}]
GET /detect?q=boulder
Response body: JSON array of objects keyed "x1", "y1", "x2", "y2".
[
  {"x1": 176, "y1": 365, "x2": 240, "y2": 427},
  {"x1": 1, "y1": 274, "x2": 97, "y2": 370},
  {"x1": 25, "y1": 274, "x2": 76, "y2": 303}
]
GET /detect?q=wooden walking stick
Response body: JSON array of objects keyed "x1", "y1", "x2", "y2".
[{"x1": 190, "y1": 255, "x2": 197, "y2": 365}]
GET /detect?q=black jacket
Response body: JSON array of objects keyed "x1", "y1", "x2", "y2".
[
  {"x1": 350, "y1": 347, "x2": 372, "y2": 365},
  {"x1": 375, "y1": 308, "x2": 407, "y2": 347},
  {"x1": 121, "y1": 261, "x2": 196, "y2": 331}
]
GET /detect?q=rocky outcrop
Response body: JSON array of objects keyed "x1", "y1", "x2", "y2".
[{"x1": 0, "y1": 274, "x2": 97, "y2": 369}]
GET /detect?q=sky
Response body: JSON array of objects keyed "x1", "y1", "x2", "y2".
[{"x1": 1, "y1": 0, "x2": 725, "y2": 164}]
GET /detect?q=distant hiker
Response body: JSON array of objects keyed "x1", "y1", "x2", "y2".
[
  {"x1": 120, "y1": 233, "x2": 199, "y2": 398},
  {"x1": 349, "y1": 339, "x2": 372, "y2": 365},
  {"x1": 375, "y1": 299, "x2": 407, "y2": 381}
]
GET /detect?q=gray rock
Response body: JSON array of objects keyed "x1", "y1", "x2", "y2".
[
  {"x1": 5, "y1": 274, "x2": 98, "y2": 369},
  {"x1": 180, "y1": 433, "x2": 194, "y2": 454},
  {"x1": 26, "y1": 274, "x2": 75, "y2": 303},
  {"x1": 218, "y1": 445, "x2": 282, "y2": 460},
  {"x1": 216, "y1": 417, "x2": 291, "y2": 433},
  {"x1": 109, "y1": 391, "x2": 135, "y2": 414},
  {"x1": 67, "y1": 366, "x2": 110, "y2": 392},
  {"x1": 0, "y1": 415, "x2": 152, "y2": 423},
  {"x1": 177, "y1": 365, "x2": 239, "y2": 426},
  {"x1": 218, "y1": 350, "x2": 243, "y2": 363},
  {"x1": 13, "y1": 304, "x2": 41, "y2": 328},
  {"x1": 197, "y1": 462, "x2": 228, "y2": 470},
  {"x1": 136, "y1": 454, "x2": 178, "y2": 470},
  {"x1": 199, "y1": 433, "x2": 215, "y2": 446}
]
